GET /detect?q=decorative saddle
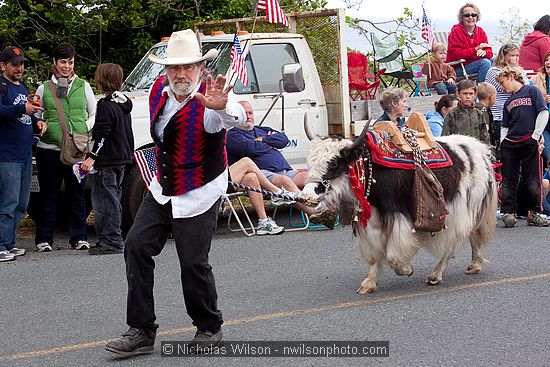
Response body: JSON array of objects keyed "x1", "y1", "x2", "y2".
[
  {"x1": 373, "y1": 112, "x2": 437, "y2": 153},
  {"x1": 363, "y1": 112, "x2": 453, "y2": 170}
]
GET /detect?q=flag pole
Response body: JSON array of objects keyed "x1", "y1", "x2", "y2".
[{"x1": 228, "y1": 5, "x2": 258, "y2": 88}]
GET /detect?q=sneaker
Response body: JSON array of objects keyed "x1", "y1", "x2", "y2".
[
  {"x1": 257, "y1": 218, "x2": 284, "y2": 235},
  {"x1": 36, "y1": 242, "x2": 52, "y2": 252},
  {"x1": 89, "y1": 246, "x2": 123, "y2": 255},
  {"x1": 105, "y1": 327, "x2": 155, "y2": 357},
  {"x1": 526, "y1": 212, "x2": 550, "y2": 227},
  {"x1": 187, "y1": 329, "x2": 223, "y2": 354},
  {"x1": 309, "y1": 210, "x2": 338, "y2": 229},
  {"x1": 271, "y1": 188, "x2": 299, "y2": 206},
  {"x1": 74, "y1": 240, "x2": 91, "y2": 250},
  {"x1": 501, "y1": 213, "x2": 517, "y2": 228},
  {"x1": 0, "y1": 250, "x2": 16, "y2": 262},
  {"x1": 9, "y1": 247, "x2": 26, "y2": 257}
]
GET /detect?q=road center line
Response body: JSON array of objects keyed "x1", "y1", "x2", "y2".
[{"x1": 2, "y1": 272, "x2": 549, "y2": 362}]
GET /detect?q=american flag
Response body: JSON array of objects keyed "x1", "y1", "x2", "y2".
[
  {"x1": 421, "y1": 7, "x2": 434, "y2": 49},
  {"x1": 230, "y1": 33, "x2": 249, "y2": 87},
  {"x1": 134, "y1": 147, "x2": 157, "y2": 187},
  {"x1": 257, "y1": 0, "x2": 290, "y2": 28}
]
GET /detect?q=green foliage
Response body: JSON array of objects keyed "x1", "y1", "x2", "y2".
[
  {"x1": 0, "y1": 0, "x2": 322, "y2": 91},
  {"x1": 495, "y1": 7, "x2": 531, "y2": 46}
]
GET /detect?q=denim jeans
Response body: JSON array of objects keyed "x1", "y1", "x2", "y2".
[
  {"x1": 124, "y1": 192, "x2": 223, "y2": 334},
  {"x1": 34, "y1": 148, "x2": 87, "y2": 246},
  {"x1": 0, "y1": 158, "x2": 31, "y2": 251},
  {"x1": 91, "y1": 165, "x2": 125, "y2": 250},
  {"x1": 434, "y1": 82, "x2": 457, "y2": 95},
  {"x1": 455, "y1": 58, "x2": 492, "y2": 83}
]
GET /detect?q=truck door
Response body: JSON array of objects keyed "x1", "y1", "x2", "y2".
[{"x1": 231, "y1": 39, "x2": 327, "y2": 168}]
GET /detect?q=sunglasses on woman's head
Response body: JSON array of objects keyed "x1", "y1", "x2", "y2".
[{"x1": 463, "y1": 13, "x2": 478, "y2": 18}]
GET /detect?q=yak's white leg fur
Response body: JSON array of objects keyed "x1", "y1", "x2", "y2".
[
  {"x1": 466, "y1": 183, "x2": 497, "y2": 274},
  {"x1": 356, "y1": 209, "x2": 386, "y2": 294},
  {"x1": 385, "y1": 214, "x2": 419, "y2": 277},
  {"x1": 426, "y1": 253, "x2": 452, "y2": 285}
]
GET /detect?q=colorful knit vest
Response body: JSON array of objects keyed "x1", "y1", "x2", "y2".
[{"x1": 149, "y1": 76, "x2": 227, "y2": 196}]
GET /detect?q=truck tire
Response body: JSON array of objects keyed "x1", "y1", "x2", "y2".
[
  {"x1": 27, "y1": 189, "x2": 92, "y2": 228},
  {"x1": 121, "y1": 163, "x2": 147, "y2": 236}
]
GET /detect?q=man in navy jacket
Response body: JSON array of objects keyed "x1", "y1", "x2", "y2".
[{"x1": 226, "y1": 101, "x2": 308, "y2": 190}]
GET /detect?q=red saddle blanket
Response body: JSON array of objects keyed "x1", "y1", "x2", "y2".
[{"x1": 364, "y1": 130, "x2": 453, "y2": 170}]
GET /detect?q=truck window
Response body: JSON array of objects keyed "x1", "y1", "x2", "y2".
[
  {"x1": 122, "y1": 42, "x2": 233, "y2": 92},
  {"x1": 234, "y1": 43, "x2": 299, "y2": 94}
]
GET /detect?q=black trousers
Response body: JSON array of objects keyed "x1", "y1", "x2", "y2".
[
  {"x1": 124, "y1": 191, "x2": 223, "y2": 334},
  {"x1": 500, "y1": 139, "x2": 543, "y2": 214}
]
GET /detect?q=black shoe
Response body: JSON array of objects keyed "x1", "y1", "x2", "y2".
[
  {"x1": 89, "y1": 246, "x2": 123, "y2": 255},
  {"x1": 187, "y1": 329, "x2": 223, "y2": 354},
  {"x1": 105, "y1": 327, "x2": 155, "y2": 357}
]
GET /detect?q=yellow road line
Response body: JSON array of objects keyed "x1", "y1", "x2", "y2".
[{"x1": 2, "y1": 272, "x2": 549, "y2": 362}]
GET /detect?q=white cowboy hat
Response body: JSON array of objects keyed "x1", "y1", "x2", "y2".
[{"x1": 148, "y1": 29, "x2": 218, "y2": 65}]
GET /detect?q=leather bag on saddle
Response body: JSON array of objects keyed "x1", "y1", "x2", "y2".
[{"x1": 384, "y1": 119, "x2": 447, "y2": 232}]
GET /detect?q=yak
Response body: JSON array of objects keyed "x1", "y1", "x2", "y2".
[{"x1": 302, "y1": 130, "x2": 497, "y2": 294}]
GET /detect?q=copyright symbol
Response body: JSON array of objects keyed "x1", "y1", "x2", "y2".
[{"x1": 163, "y1": 343, "x2": 174, "y2": 355}]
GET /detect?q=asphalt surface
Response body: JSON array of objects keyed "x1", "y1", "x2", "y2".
[{"x1": 1, "y1": 215, "x2": 549, "y2": 367}]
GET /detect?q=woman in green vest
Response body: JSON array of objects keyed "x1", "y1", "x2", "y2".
[{"x1": 34, "y1": 44, "x2": 96, "y2": 252}]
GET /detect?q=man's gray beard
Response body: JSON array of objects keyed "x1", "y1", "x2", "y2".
[{"x1": 170, "y1": 74, "x2": 200, "y2": 96}]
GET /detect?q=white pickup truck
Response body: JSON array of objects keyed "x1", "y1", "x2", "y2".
[{"x1": 30, "y1": 8, "x2": 437, "y2": 229}]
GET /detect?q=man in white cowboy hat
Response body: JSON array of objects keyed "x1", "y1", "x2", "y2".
[{"x1": 106, "y1": 29, "x2": 246, "y2": 357}]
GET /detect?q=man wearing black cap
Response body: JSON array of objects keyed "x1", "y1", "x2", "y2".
[{"x1": 0, "y1": 46, "x2": 46, "y2": 262}]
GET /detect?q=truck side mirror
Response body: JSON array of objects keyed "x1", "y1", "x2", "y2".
[{"x1": 282, "y1": 63, "x2": 305, "y2": 93}]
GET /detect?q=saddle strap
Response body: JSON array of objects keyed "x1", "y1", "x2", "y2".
[{"x1": 399, "y1": 125, "x2": 423, "y2": 167}]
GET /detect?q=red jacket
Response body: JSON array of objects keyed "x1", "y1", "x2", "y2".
[
  {"x1": 519, "y1": 30, "x2": 550, "y2": 72},
  {"x1": 446, "y1": 23, "x2": 493, "y2": 66}
]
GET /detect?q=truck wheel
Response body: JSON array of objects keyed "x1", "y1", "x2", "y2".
[
  {"x1": 27, "y1": 190, "x2": 92, "y2": 228},
  {"x1": 121, "y1": 164, "x2": 147, "y2": 236}
]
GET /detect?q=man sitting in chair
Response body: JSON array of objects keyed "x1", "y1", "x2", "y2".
[{"x1": 227, "y1": 101, "x2": 313, "y2": 213}]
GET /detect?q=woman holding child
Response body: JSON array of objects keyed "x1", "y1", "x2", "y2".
[{"x1": 446, "y1": 3, "x2": 493, "y2": 83}]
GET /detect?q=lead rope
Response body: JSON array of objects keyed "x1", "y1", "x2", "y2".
[{"x1": 228, "y1": 181, "x2": 313, "y2": 205}]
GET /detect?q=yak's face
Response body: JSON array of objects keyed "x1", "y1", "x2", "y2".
[{"x1": 303, "y1": 138, "x2": 364, "y2": 209}]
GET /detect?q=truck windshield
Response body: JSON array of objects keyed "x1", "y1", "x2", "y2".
[
  {"x1": 122, "y1": 42, "x2": 233, "y2": 92},
  {"x1": 234, "y1": 43, "x2": 298, "y2": 94}
]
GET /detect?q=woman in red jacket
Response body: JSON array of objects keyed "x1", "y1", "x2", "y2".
[
  {"x1": 519, "y1": 15, "x2": 550, "y2": 72},
  {"x1": 446, "y1": 3, "x2": 493, "y2": 83}
]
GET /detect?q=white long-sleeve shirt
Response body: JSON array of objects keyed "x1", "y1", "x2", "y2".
[{"x1": 148, "y1": 85, "x2": 246, "y2": 218}]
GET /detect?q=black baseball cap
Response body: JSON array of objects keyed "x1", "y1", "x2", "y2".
[{"x1": 0, "y1": 46, "x2": 28, "y2": 63}]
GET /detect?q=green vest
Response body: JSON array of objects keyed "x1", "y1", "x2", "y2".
[{"x1": 41, "y1": 77, "x2": 89, "y2": 147}]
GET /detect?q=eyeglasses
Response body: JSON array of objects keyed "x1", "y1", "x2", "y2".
[{"x1": 462, "y1": 13, "x2": 478, "y2": 18}]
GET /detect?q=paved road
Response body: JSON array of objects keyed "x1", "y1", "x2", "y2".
[{"x1": 1, "y1": 217, "x2": 549, "y2": 367}]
